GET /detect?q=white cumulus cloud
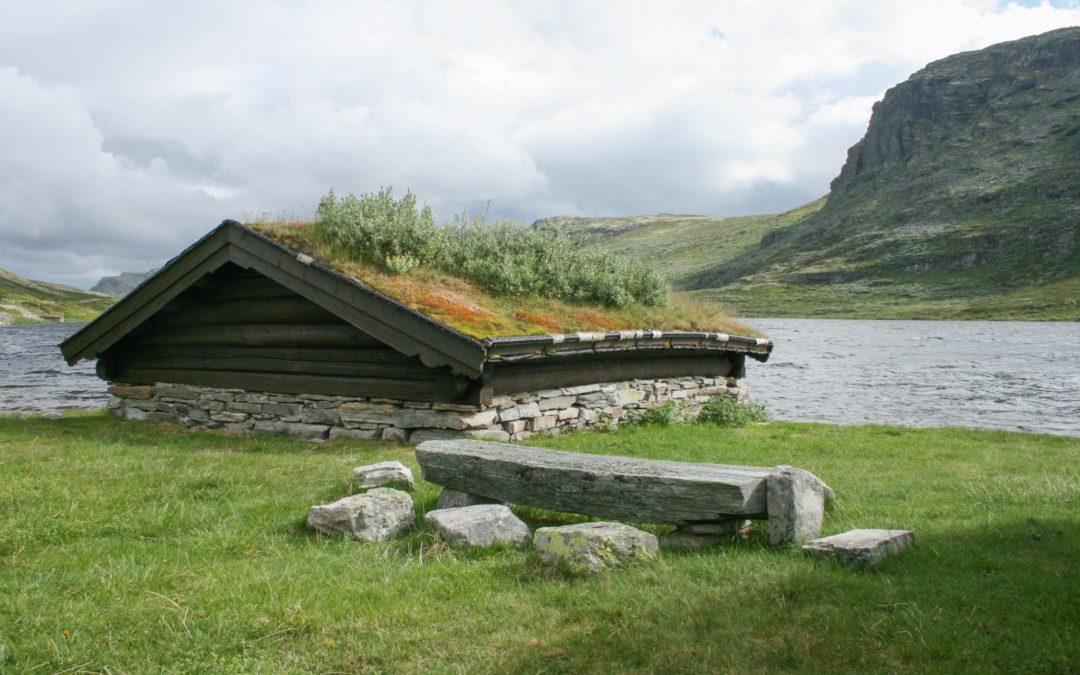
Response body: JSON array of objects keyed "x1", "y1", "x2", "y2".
[{"x1": 0, "y1": 0, "x2": 1078, "y2": 286}]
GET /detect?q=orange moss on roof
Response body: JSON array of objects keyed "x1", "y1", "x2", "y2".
[{"x1": 249, "y1": 220, "x2": 761, "y2": 339}]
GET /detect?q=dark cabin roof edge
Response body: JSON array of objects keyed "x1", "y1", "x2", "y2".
[{"x1": 484, "y1": 331, "x2": 772, "y2": 363}]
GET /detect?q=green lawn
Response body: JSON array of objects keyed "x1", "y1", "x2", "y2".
[{"x1": 1, "y1": 413, "x2": 1077, "y2": 673}]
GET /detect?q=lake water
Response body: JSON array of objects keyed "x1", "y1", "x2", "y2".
[{"x1": 2, "y1": 320, "x2": 1078, "y2": 436}]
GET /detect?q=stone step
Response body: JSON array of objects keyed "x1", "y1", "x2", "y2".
[{"x1": 803, "y1": 528, "x2": 914, "y2": 567}]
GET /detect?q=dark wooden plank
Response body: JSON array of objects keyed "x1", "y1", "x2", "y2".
[
  {"x1": 415, "y1": 439, "x2": 771, "y2": 523},
  {"x1": 120, "y1": 354, "x2": 445, "y2": 380},
  {"x1": 115, "y1": 367, "x2": 470, "y2": 401},
  {"x1": 153, "y1": 296, "x2": 340, "y2": 326},
  {"x1": 114, "y1": 345, "x2": 419, "y2": 364},
  {"x1": 127, "y1": 324, "x2": 382, "y2": 349},
  {"x1": 61, "y1": 227, "x2": 232, "y2": 362},
  {"x1": 487, "y1": 354, "x2": 733, "y2": 394}
]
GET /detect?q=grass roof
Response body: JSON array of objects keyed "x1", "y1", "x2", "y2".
[{"x1": 250, "y1": 220, "x2": 760, "y2": 340}]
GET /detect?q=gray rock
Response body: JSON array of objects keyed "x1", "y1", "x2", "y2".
[
  {"x1": 340, "y1": 401, "x2": 398, "y2": 425},
  {"x1": 538, "y1": 395, "x2": 576, "y2": 410},
  {"x1": 534, "y1": 522, "x2": 658, "y2": 575},
  {"x1": 803, "y1": 529, "x2": 914, "y2": 567},
  {"x1": 39, "y1": 411, "x2": 63, "y2": 421},
  {"x1": 382, "y1": 427, "x2": 410, "y2": 443},
  {"x1": 424, "y1": 505, "x2": 530, "y2": 548},
  {"x1": 498, "y1": 402, "x2": 542, "y2": 422},
  {"x1": 353, "y1": 461, "x2": 414, "y2": 489},
  {"x1": 464, "y1": 428, "x2": 512, "y2": 442},
  {"x1": 767, "y1": 465, "x2": 826, "y2": 546},
  {"x1": 302, "y1": 406, "x2": 341, "y2": 425},
  {"x1": 284, "y1": 423, "x2": 330, "y2": 441},
  {"x1": 307, "y1": 488, "x2": 415, "y2": 541},
  {"x1": 436, "y1": 488, "x2": 503, "y2": 509},
  {"x1": 409, "y1": 429, "x2": 466, "y2": 443},
  {"x1": 329, "y1": 427, "x2": 381, "y2": 441}
]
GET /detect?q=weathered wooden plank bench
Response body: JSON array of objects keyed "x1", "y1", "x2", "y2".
[{"x1": 415, "y1": 439, "x2": 830, "y2": 546}]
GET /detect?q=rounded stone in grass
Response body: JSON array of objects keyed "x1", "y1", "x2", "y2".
[
  {"x1": 307, "y1": 488, "x2": 415, "y2": 541},
  {"x1": 353, "y1": 461, "x2": 415, "y2": 489},
  {"x1": 533, "y1": 522, "x2": 658, "y2": 575},
  {"x1": 424, "y1": 504, "x2": 531, "y2": 549}
]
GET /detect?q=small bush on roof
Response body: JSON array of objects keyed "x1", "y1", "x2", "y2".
[{"x1": 312, "y1": 187, "x2": 668, "y2": 308}]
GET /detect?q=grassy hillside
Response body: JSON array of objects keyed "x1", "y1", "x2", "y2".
[
  {"x1": 1, "y1": 412, "x2": 1076, "y2": 672},
  {"x1": 0, "y1": 265, "x2": 114, "y2": 325},
  {"x1": 533, "y1": 199, "x2": 824, "y2": 288},
  {"x1": 549, "y1": 29, "x2": 1080, "y2": 321}
]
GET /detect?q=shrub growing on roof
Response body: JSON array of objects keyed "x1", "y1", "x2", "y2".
[{"x1": 312, "y1": 187, "x2": 669, "y2": 308}]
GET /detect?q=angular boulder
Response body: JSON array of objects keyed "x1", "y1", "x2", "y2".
[
  {"x1": 803, "y1": 529, "x2": 914, "y2": 567},
  {"x1": 353, "y1": 461, "x2": 415, "y2": 489},
  {"x1": 424, "y1": 504, "x2": 530, "y2": 549},
  {"x1": 307, "y1": 488, "x2": 415, "y2": 541},
  {"x1": 767, "y1": 465, "x2": 827, "y2": 546},
  {"x1": 534, "y1": 522, "x2": 658, "y2": 575}
]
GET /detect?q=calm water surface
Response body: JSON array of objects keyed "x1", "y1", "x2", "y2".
[
  {"x1": 745, "y1": 318, "x2": 1080, "y2": 437},
  {"x1": 2, "y1": 320, "x2": 1078, "y2": 436}
]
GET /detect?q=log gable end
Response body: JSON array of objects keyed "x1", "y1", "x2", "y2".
[{"x1": 96, "y1": 264, "x2": 473, "y2": 402}]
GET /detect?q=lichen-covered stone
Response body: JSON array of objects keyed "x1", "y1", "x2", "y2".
[
  {"x1": 534, "y1": 522, "x2": 658, "y2": 574},
  {"x1": 424, "y1": 505, "x2": 530, "y2": 548},
  {"x1": 353, "y1": 461, "x2": 414, "y2": 489},
  {"x1": 306, "y1": 488, "x2": 415, "y2": 541}
]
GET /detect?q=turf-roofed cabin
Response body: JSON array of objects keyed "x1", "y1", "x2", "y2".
[{"x1": 61, "y1": 220, "x2": 772, "y2": 442}]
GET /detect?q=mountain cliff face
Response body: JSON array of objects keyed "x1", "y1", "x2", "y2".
[
  {"x1": 91, "y1": 270, "x2": 155, "y2": 297},
  {"x1": 687, "y1": 27, "x2": 1080, "y2": 317}
]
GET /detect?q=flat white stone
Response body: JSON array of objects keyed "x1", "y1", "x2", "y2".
[
  {"x1": 424, "y1": 504, "x2": 530, "y2": 548},
  {"x1": 803, "y1": 528, "x2": 914, "y2": 567},
  {"x1": 353, "y1": 461, "x2": 414, "y2": 488}
]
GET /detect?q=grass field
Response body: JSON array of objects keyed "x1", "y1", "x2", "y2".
[{"x1": 1, "y1": 412, "x2": 1077, "y2": 673}]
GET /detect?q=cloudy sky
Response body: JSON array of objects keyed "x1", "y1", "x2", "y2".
[{"x1": 1, "y1": 0, "x2": 1079, "y2": 288}]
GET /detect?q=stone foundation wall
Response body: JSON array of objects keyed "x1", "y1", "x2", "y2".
[{"x1": 107, "y1": 375, "x2": 749, "y2": 443}]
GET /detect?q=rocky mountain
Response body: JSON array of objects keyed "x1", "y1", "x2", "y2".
[
  {"x1": 91, "y1": 270, "x2": 156, "y2": 297},
  {"x1": 543, "y1": 28, "x2": 1080, "y2": 320},
  {"x1": 695, "y1": 27, "x2": 1080, "y2": 318},
  {"x1": 0, "y1": 265, "x2": 114, "y2": 325}
]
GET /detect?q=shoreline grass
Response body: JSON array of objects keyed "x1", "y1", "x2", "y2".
[{"x1": 1, "y1": 413, "x2": 1077, "y2": 672}]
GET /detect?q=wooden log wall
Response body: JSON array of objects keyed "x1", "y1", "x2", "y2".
[
  {"x1": 486, "y1": 349, "x2": 734, "y2": 395},
  {"x1": 103, "y1": 264, "x2": 471, "y2": 401}
]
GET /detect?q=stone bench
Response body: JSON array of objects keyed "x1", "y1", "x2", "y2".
[{"x1": 415, "y1": 439, "x2": 830, "y2": 546}]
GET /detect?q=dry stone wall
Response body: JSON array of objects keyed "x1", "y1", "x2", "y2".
[{"x1": 107, "y1": 375, "x2": 749, "y2": 442}]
